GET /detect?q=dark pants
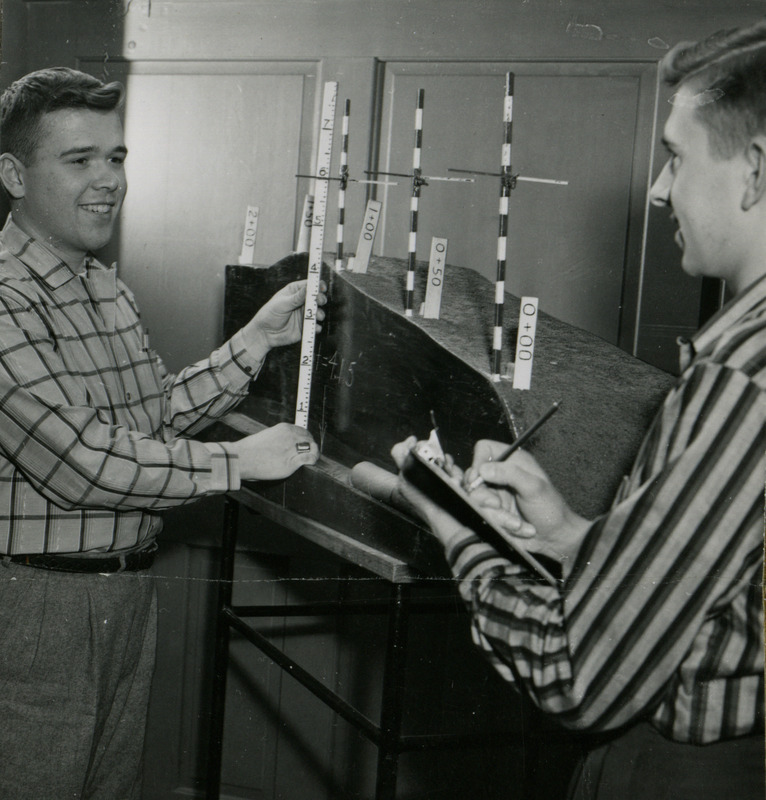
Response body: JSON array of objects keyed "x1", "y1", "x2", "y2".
[
  {"x1": 569, "y1": 721, "x2": 765, "y2": 800},
  {"x1": 0, "y1": 560, "x2": 157, "y2": 800}
]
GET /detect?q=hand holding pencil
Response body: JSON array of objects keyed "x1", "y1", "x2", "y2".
[{"x1": 462, "y1": 402, "x2": 591, "y2": 566}]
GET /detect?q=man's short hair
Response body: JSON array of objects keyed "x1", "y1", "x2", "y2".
[
  {"x1": 661, "y1": 19, "x2": 766, "y2": 158},
  {"x1": 0, "y1": 67, "x2": 124, "y2": 164}
]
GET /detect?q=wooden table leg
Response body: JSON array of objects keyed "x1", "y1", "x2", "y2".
[{"x1": 375, "y1": 582, "x2": 411, "y2": 800}]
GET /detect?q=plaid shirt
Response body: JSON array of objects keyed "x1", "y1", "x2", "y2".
[
  {"x1": 446, "y1": 275, "x2": 766, "y2": 744},
  {"x1": 0, "y1": 218, "x2": 258, "y2": 555}
]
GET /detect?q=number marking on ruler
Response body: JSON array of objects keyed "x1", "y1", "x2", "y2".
[{"x1": 295, "y1": 81, "x2": 338, "y2": 428}]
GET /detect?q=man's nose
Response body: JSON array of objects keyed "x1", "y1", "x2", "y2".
[
  {"x1": 93, "y1": 162, "x2": 122, "y2": 191},
  {"x1": 650, "y1": 159, "x2": 672, "y2": 207}
]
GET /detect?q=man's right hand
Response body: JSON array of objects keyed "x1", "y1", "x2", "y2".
[
  {"x1": 467, "y1": 442, "x2": 591, "y2": 564},
  {"x1": 390, "y1": 436, "x2": 534, "y2": 549},
  {"x1": 225, "y1": 423, "x2": 319, "y2": 481}
]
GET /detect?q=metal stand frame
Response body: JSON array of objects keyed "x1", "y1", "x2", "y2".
[{"x1": 205, "y1": 495, "x2": 525, "y2": 800}]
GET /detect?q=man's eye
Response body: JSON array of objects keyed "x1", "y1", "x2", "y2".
[{"x1": 110, "y1": 155, "x2": 126, "y2": 165}]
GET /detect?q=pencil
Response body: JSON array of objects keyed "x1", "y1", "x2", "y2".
[{"x1": 467, "y1": 401, "x2": 560, "y2": 491}]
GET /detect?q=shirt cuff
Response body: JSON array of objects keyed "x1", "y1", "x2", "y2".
[
  {"x1": 444, "y1": 526, "x2": 519, "y2": 583},
  {"x1": 217, "y1": 329, "x2": 266, "y2": 386},
  {"x1": 202, "y1": 442, "x2": 241, "y2": 493}
]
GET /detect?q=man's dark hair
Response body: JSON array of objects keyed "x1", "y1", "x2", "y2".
[
  {"x1": 660, "y1": 19, "x2": 766, "y2": 159},
  {"x1": 0, "y1": 67, "x2": 124, "y2": 164}
]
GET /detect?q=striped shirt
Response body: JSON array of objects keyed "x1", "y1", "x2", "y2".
[
  {"x1": 446, "y1": 274, "x2": 766, "y2": 744},
  {"x1": 0, "y1": 218, "x2": 259, "y2": 555}
]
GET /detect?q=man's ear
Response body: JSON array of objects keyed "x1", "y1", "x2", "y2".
[
  {"x1": 742, "y1": 136, "x2": 766, "y2": 211},
  {"x1": 0, "y1": 154, "x2": 26, "y2": 200}
]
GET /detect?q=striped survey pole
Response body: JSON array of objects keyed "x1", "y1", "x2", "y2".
[
  {"x1": 492, "y1": 72, "x2": 515, "y2": 381},
  {"x1": 405, "y1": 88, "x2": 426, "y2": 317},
  {"x1": 335, "y1": 98, "x2": 350, "y2": 272}
]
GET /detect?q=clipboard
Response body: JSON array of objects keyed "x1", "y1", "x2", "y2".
[{"x1": 402, "y1": 445, "x2": 562, "y2": 586}]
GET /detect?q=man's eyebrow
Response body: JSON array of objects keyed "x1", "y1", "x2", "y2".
[
  {"x1": 58, "y1": 145, "x2": 128, "y2": 157},
  {"x1": 58, "y1": 145, "x2": 96, "y2": 157}
]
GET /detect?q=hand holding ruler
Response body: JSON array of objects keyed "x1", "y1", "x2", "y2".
[{"x1": 295, "y1": 81, "x2": 338, "y2": 429}]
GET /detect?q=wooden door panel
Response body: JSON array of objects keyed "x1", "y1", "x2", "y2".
[
  {"x1": 376, "y1": 63, "x2": 655, "y2": 345},
  {"x1": 83, "y1": 61, "x2": 318, "y2": 371}
]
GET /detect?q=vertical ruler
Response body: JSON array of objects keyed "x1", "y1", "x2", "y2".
[{"x1": 295, "y1": 81, "x2": 338, "y2": 428}]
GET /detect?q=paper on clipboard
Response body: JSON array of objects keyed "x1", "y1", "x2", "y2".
[{"x1": 403, "y1": 445, "x2": 561, "y2": 586}]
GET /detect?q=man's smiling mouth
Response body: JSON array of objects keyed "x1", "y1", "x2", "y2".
[{"x1": 80, "y1": 204, "x2": 113, "y2": 215}]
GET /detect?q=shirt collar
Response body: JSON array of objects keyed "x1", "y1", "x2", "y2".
[
  {"x1": 678, "y1": 273, "x2": 766, "y2": 369},
  {"x1": 1, "y1": 215, "x2": 112, "y2": 289}
]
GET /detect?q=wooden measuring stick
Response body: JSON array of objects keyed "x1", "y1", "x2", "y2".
[
  {"x1": 295, "y1": 81, "x2": 337, "y2": 428},
  {"x1": 237, "y1": 205, "x2": 259, "y2": 266},
  {"x1": 423, "y1": 237, "x2": 447, "y2": 319},
  {"x1": 492, "y1": 72, "x2": 514, "y2": 381}
]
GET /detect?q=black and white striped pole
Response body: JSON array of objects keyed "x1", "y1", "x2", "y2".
[
  {"x1": 365, "y1": 88, "x2": 472, "y2": 312},
  {"x1": 492, "y1": 72, "x2": 515, "y2": 381},
  {"x1": 335, "y1": 98, "x2": 350, "y2": 272},
  {"x1": 406, "y1": 89, "x2": 427, "y2": 316}
]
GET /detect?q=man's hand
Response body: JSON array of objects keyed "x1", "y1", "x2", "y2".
[
  {"x1": 241, "y1": 280, "x2": 328, "y2": 360},
  {"x1": 226, "y1": 423, "x2": 319, "y2": 481},
  {"x1": 466, "y1": 441, "x2": 591, "y2": 564},
  {"x1": 389, "y1": 437, "x2": 467, "y2": 544},
  {"x1": 389, "y1": 437, "x2": 533, "y2": 549}
]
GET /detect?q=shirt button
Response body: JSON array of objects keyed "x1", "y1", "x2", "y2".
[{"x1": 126, "y1": 392, "x2": 132, "y2": 400}]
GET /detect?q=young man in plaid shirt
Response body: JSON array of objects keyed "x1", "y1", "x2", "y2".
[{"x1": 0, "y1": 67, "x2": 325, "y2": 799}]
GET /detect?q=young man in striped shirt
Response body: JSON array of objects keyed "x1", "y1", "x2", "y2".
[
  {"x1": 393, "y1": 21, "x2": 766, "y2": 799},
  {"x1": 0, "y1": 67, "x2": 325, "y2": 798}
]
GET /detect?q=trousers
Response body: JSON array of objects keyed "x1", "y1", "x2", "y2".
[
  {"x1": 569, "y1": 721, "x2": 765, "y2": 800},
  {"x1": 0, "y1": 560, "x2": 157, "y2": 800}
]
